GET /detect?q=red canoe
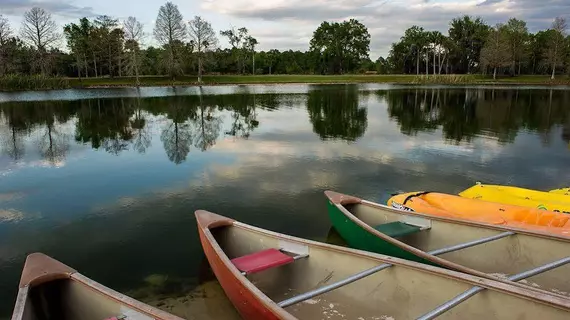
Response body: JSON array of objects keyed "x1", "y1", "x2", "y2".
[
  {"x1": 195, "y1": 210, "x2": 570, "y2": 320},
  {"x1": 11, "y1": 253, "x2": 183, "y2": 320}
]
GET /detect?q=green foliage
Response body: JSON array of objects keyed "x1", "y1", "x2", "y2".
[
  {"x1": 0, "y1": 74, "x2": 69, "y2": 91},
  {"x1": 448, "y1": 16, "x2": 491, "y2": 74},
  {"x1": 310, "y1": 19, "x2": 370, "y2": 74}
]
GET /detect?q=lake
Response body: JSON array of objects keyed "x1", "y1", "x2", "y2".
[{"x1": 1, "y1": 84, "x2": 569, "y2": 318}]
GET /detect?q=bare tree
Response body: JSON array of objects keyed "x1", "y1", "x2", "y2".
[
  {"x1": 545, "y1": 17, "x2": 568, "y2": 80},
  {"x1": 123, "y1": 17, "x2": 144, "y2": 86},
  {"x1": 21, "y1": 8, "x2": 60, "y2": 50},
  {"x1": 0, "y1": 15, "x2": 11, "y2": 45},
  {"x1": 154, "y1": 2, "x2": 186, "y2": 79},
  {"x1": 0, "y1": 15, "x2": 12, "y2": 76},
  {"x1": 481, "y1": 24, "x2": 512, "y2": 80},
  {"x1": 20, "y1": 7, "x2": 60, "y2": 74},
  {"x1": 188, "y1": 16, "x2": 218, "y2": 83}
]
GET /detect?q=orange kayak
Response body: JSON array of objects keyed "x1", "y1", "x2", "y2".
[{"x1": 387, "y1": 191, "x2": 570, "y2": 236}]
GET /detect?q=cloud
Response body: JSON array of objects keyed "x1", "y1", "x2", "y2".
[
  {"x1": 202, "y1": 0, "x2": 568, "y2": 57},
  {"x1": 0, "y1": 0, "x2": 96, "y2": 18}
]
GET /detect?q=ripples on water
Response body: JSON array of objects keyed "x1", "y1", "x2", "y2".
[{"x1": 0, "y1": 84, "x2": 569, "y2": 318}]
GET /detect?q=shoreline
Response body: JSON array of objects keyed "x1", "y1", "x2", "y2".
[{"x1": 1, "y1": 74, "x2": 570, "y2": 92}]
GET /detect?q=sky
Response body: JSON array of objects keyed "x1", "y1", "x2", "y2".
[{"x1": 1, "y1": 0, "x2": 569, "y2": 58}]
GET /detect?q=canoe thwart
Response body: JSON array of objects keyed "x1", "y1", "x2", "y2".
[
  {"x1": 231, "y1": 248, "x2": 307, "y2": 276},
  {"x1": 278, "y1": 263, "x2": 393, "y2": 308},
  {"x1": 373, "y1": 221, "x2": 424, "y2": 238},
  {"x1": 427, "y1": 231, "x2": 515, "y2": 256},
  {"x1": 278, "y1": 231, "x2": 516, "y2": 308},
  {"x1": 417, "y1": 256, "x2": 570, "y2": 320}
]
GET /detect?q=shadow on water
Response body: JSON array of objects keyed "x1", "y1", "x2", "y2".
[{"x1": 0, "y1": 85, "x2": 569, "y2": 318}]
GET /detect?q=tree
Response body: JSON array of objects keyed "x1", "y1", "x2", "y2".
[
  {"x1": 0, "y1": 15, "x2": 13, "y2": 75},
  {"x1": 20, "y1": 7, "x2": 60, "y2": 74},
  {"x1": 123, "y1": 17, "x2": 144, "y2": 86},
  {"x1": 64, "y1": 18, "x2": 93, "y2": 79},
  {"x1": 481, "y1": 24, "x2": 512, "y2": 79},
  {"x1": 244, "y1": 35, "x2": 258, "y2": 74},
  {"x1": 188, "y1": 16, "x2": 218, "y2": 82},
  {"x1": 310, "y1": 19, "x2": 370, "y2": 74},
  {"x1": 220, "y1": 27, "x2": 249, "y2": 73},
  {"x1": 448, "y1": 16, "x2": 490, "y2": 74},
  {"x1": 95, "y1": 16, "x2": 123, "y2": 77},
  {"x1": 545, "y1": 17, "x2": 568, "y2": 79},
  {"x1": 154, "y1": 2, "x2": 187, "y2": 79},
  {"x1": 0, "y1": 15, "x2": 11, "y2": 45},
  {"x1": 504, "y1": 18, "x2": 529, "y2": 75}
]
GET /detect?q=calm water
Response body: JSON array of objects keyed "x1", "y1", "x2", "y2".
[{"x1": 1, "y1": 84, "x2": 570, "y2": 318}]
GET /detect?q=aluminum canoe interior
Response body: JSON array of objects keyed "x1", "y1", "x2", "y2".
[
  {"x1": 12, "y1": 253, "x2": 182, "y2": 320},
  {"x1": 330, "y1": 191, "x2": 570, "y2": 299},
  {"x1": 207, "y1": 215, "x2": 570, "y2": 320}
]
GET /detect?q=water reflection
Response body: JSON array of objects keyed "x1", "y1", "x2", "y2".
[
  {"x1": 383, "y1": 88, "x2": 570, "y2": 144},
  {"x1": 307, "y1": 85, "x2": 368, "y2": 141},
  {"x1": 1, "y1": 85, "x2": 570, "y2": 318},
  {"x1": 3, "y1": 87, "x2": 570, "y2": 166}
]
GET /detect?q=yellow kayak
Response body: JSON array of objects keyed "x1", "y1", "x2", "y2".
[
  {"x1": 459, "y1": 184, "x2": 570, "y2": 213},
  {"x1": 551, "y1": 188, "x2": 570, "y2": 196}
]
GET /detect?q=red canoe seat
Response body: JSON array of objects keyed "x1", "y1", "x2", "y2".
[{"x1": 231, "y1": 248, "x2": 307, "y2": 275}]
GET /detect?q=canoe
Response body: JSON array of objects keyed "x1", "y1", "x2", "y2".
[
  {"x1": 387, "y1": 191, "x2": 570, "y2": 236},
  {"x1": 11, "y1": 253, "x2": 182, "y2": 320},
  {"x1": 196, "y1": 209, "x2": 570, "y2": 320},
  {"x1": 551, "y1": 188, "x2": 570, "y2": 196},
  {"x1": 326, "y1": 190, "x2": 570, "y2": 299},
  {"x1": 459, "y1": 184, "x2": 570, "y2": 213}
]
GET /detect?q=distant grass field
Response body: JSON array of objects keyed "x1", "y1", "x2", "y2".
[
  {"x1": 1, "y1": 74, "x2": 569, "y2": 91},
  {"x1": 68, "y1": 74, "x2": 570, "y2": 88}
]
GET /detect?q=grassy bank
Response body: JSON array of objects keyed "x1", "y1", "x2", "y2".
[
  {"x1": 66, "y1": 74, "x2": 570, "y2": 87},
  {"x1": 1, "y1": 74, "x2": 569, "y2": 91}
]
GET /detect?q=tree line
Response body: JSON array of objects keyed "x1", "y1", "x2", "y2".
[
  {"x1": 383, "y1": 16, "x2": 570, "y2": 79},
  {"x1": 0, "y1": 2, "x2": 568, "y2": 81}
]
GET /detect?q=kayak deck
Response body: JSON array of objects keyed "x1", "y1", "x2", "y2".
[
  {"x1": 387, "y1": 191, "x2": 570, "y2": 234},
  {"x1": 460, "y1": 184, "x2": 570, "y2": 213}
]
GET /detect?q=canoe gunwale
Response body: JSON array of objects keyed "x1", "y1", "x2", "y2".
[
  {"x1": 196, "y1": 209, "x2": 570, "y2": 313},
  {"x1": 327, "y1": 189, "x2": 570, "y2": 241},
  {"x1": 71, "y1": 273, "x2": 185, "y2": 320},
  {"x1": 325, "y1": 190, "x2": 570, "y2": 304},
  {"x1": 195, "y1": 210, "x2": 297, "y2": 320},
  {"x1": 11, "y1": 253, "x2": 184, "y2": 320},
  {"x1": 324, "y1": 191, "x2": 491, "y2": 277}
]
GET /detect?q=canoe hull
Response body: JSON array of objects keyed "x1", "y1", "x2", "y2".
[
  {"x1": 197, "y1": 213, "x2": 285, "y2": 320},
  {"x1": 327, "y1": 200, "x2": 432, "y2": 265},
  {"x1": 11, "y1": 253, "x2": 182, "y2": 320}
]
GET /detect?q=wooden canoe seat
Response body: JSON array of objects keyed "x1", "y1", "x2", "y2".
[
  {"x1": 373, "y1": 221, "x2": 423, "y2": 238},
  {"x1": 231, "y1": 248, "x2": 308, "y2": 275}
]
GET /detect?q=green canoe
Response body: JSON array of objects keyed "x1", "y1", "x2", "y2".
[{"x1": 325, "y1": 190, "x2": 570, "y2": 299}]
